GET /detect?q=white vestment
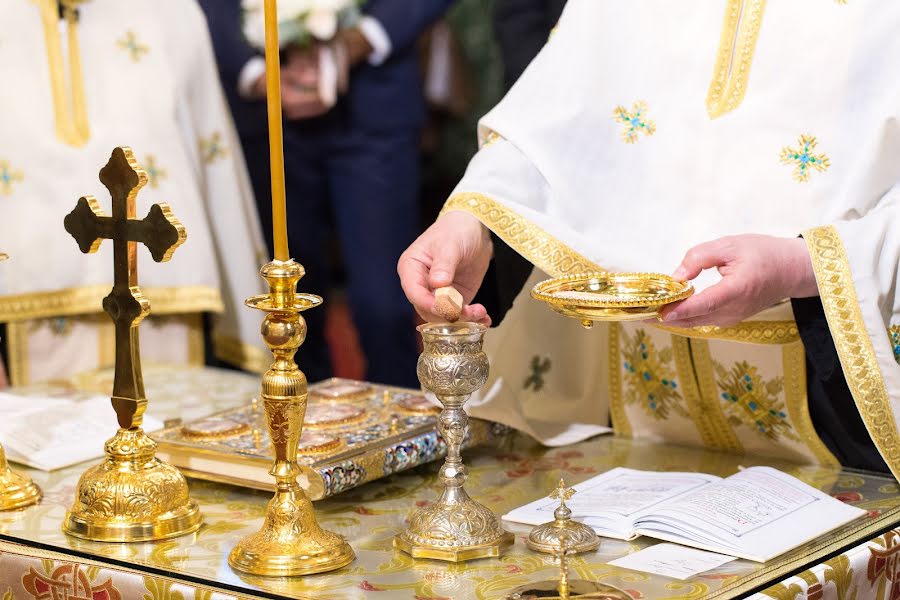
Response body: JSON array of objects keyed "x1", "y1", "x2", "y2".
[
  {"x1": 0, "y1": 0, "x2": 271, "y2": 383},
  {"x1": 447, "y1": 0, "x2": 900, "y2": 478}
]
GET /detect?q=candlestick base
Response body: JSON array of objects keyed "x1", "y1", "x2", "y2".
[
  {"x1": 63, "y1": 428, "x2": 201, "y2": 542},
  {"x1": 0, "y1": 444, "x2": 41, "y2": 512}
]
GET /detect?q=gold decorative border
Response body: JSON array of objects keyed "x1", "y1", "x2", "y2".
[
  {"x1": 655, "y1": 320, "x2": 800, "y2": 345},
  {"x1": 684, "y1": 339, "x2": 744, "y2": 454},
  {"x1": 0, "y1": 539, "x2": 285, "y2": 600},
  {"x1": 442, "y1": 192, "x2": 602, "y2": 278},
  {"x1": 783, "y1": 341, "x2": 840, "y2": 466},
  {"x1": 212, "y1": 332, "x2": 270, "y2": 374},
  {"x1": 607, "y1": 323, "x2": 632, "y2": 437},
  {"x1": 804, "y1": 225, "x2": 900, "y2": 479},
  {"x1": 706, "y1": 0, "x2": 767, "y2": 119},
  {"x1": 0, "y1": 285, "x2": 223, "y2": 322}
]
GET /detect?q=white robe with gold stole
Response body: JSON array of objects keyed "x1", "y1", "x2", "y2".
[
  {"x1": 0, "y1": 0, "x2": 271, "y2": 384},
  {"x1": 447, "y1": 0, "x2": 900, "y2": 477}
]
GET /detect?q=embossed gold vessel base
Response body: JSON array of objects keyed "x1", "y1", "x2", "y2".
[
  {"x1": 228, "y1": 259, "x2": 354, "y2": 577},
  {"x1": 395, "y1": 322, "x2": 514, "y2": 562},
  {"x1": 0, "y1": 443, "x2": 41, "y2": 512},
  {"x1": 63, "y1": 428, "x2": 201, "y2": 542}
]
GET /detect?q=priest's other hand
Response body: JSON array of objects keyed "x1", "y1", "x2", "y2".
[
  {"x1": 398, "y1": 211, "x2": 493, "y2": 326},
  {"x1": 660, "y1": 235, "x2": 818, "y2": 328}
]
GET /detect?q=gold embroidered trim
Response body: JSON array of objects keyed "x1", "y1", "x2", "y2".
[
  {"x1": 35, "y1": 0, "x2": 90, "y2": 147},
  {"x1": 212, "y1": 332, "x2": 270, "y2": 374},
  {"x1": 688, "y1": 339, "x2": 745, "y2": 454},
  {"x1": 0, "y1": 285, "x2": 224, "y2": 322},
  {"x1": 607, "y1": 323, "x2": 632, "y2": 437},
  {"x1": 442, "y1": 193, "x2": 601, "y2": 278},
  {"x1": 655, "y1": 320, "x2": 800, "y2": 344},
  {"x1": 706, "y1": 0, "x2": 767, "y2": 119},
  {"x1": 783, "y1": 341, "x2": 840, "y2": 466},
  {"x1": 804, "y1": 225, "x2": 900, "y2": 479}
]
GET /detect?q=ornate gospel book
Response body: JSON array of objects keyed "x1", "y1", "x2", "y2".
[
  {"x1": 503, "y1": 466, "x2": 866, "y2": 562},
  {"x1": 153, "y1": 378, "x2": 509, "y2": 500}
]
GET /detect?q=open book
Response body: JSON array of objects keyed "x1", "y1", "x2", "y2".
[{"x1": 503, "y1": 467, "x2": 866, "y2": 562}]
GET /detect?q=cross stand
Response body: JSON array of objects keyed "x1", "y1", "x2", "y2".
[
  {"x1": 61, "y1": 147, "x2": 201, "y2": 542},
  {"x1": 526, "y1": 478, "x2": 600, "y2": 555}
]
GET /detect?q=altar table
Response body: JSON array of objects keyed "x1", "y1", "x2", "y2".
[{"x1": 0, "y1": 365, "x2": 898, "y2": 600}]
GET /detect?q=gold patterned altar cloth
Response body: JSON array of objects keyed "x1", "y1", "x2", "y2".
[{"x1": 0, "y1": 366, "x2": 899, "y2": 600}]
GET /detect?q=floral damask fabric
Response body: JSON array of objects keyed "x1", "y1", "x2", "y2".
[{"x1": 0, "y1": 545, "x2": 237, "y2": 600}]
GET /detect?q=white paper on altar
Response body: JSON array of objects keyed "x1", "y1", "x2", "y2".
[
  {"x1": 0, "y1": 392, "x2": 162, "y2": 471},
  {"x1": 608, "y1": 543, "x2": 736, "y2": 580}
]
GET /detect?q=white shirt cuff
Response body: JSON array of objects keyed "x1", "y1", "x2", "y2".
[
  {"x1": 358, "y1": 16, "x2": 392, "y2": 66},
  {"x1": 237, "y1": 57, "x2": 267, "y2": 99}
]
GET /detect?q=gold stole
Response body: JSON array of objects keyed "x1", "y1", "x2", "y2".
[
  {"x1": 33, "y1": 0, "x2": 90, "y2": 147},
  {"x1": 706, "y1": 0, "x2": 767, "y2": 119}
]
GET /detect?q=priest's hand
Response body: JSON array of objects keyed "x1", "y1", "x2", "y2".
[
  {"x1": 660, "y1": 235, "x2": 818, "y2": 328},
  {"x1": 398, "y1": 211, "x2": 493, "y2": 326}
]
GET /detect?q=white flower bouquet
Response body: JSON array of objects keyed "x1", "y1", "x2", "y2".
[{"x1": 241, "y1": 0, "x2": 363, "y2": 49}]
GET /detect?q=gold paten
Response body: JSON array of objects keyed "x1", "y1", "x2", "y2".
[
  {"x1": 61, "y1": 147, "x2": 201, "y2": 542},
  {"x1": 507, "y1": 541, "x2": 633, "y2": 600},
  {"x1": 526, "y1": 479, "x2": 600, "y2": 555},
  {"x1": 532, "y1": 272, "x2": 693, "y2": 327},
  {"x1": 0, "y1": 251, "x2": 42, "y2": 511},
  {"x1": 394, "y1": 322, "x2": 514, "y2": 561},
  {"x1": 228, "y1": 259, "x2": 355, "y2": 576}
]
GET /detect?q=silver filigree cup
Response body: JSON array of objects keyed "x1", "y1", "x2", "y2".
[{"x1": 394, "y1": 322, "x2": 514, "y2": 561}]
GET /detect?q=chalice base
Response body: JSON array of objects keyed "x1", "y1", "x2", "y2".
[
  {"x1": 394, "y1": 497, "x2": 515, "y2": 562},
  {"x1": 0, "y1": 467, "x2": 41, "y2": 512},
  {"x1": 228, "y1": 488, "x2": 355, "y2": 577},
  {"x1": 63, "y1": 429, "x2": 201, "y2": 542}
]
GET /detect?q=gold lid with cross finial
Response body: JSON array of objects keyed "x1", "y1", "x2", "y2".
[{"x1": 526, "y1": 478, "x2": 601, "y2": 555}]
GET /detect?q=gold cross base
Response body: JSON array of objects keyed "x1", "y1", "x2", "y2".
[
  {"x1": 63, "y1": 428, "x2": 201, "y2": 542},
  {"x1": 228, "y1": 259, "x2": 354, "y2": 577},
  {"x1": 0, "y1": 444, "x2": 41, "y2": 512}
]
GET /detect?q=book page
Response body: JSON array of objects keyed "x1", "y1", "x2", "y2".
[
  {"x1": 636, "y1": 467, "x2": 867, "y2": 561},
  {"x1": 503, "y1": 468, "x2": 719, "y2": 539},
  {"x1": 0, "y1": 393, "x2": 162, "y2": 471},
  {"x1": 608, "y1": 543, "x2": 736, "y2": 580}
]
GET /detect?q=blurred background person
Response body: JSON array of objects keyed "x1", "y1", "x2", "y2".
[
  {"x1": 0, "y1": 0, "x2": 269, "y2": 387},
  {"x1": 201, "y1": 0, "x2": 454, "y2": 387},
  {"x1": 494, "y1": 0, "x2": 566, "y2": 90}
]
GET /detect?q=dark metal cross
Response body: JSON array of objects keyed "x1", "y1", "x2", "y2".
[{"x1": 64, "y1": 147, "x2": 186, "y2": 429}]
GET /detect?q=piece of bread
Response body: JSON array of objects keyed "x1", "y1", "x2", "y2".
[{"x1": 433, "y1": 286, "x2": 463, "y2": 322}]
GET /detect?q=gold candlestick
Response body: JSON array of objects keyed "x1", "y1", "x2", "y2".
[
  {"x1": 263, "y1": 0, "x2": 289, "y2": 261},
  {"x1": 61, "y1": 147, "x2": 201, "y2": 542},
  {"x1": 228, "y1": 259, "x2": 355, "y2": 576},
  {"x1": 394, "y1": 322, "x2": 514, "y2": 561}
]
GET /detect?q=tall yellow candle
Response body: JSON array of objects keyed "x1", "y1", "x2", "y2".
[{"x1": 264, "y1": 0, "x2": 289, "y2": 261}]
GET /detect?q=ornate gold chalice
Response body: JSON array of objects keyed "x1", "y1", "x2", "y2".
[
  {"x1": 227, "y1": 259, "x2": 355, "y2": 576},
  {"x1": 531, "y1": 272, "x2": 693, "y2": 328},
  {"x1": 394, "y1": 322, "x2": 514, "y2": 561},
  {"x1": 0, "y1": 252, "x2": 41, "y2": 512}
]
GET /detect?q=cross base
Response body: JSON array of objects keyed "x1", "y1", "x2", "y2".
[
  {"x1": 0, "y1": 444, "x2": 41, "y2": 511},
  {"x1": 63, "y1": 428, "x2": 201, "y2": 542}
]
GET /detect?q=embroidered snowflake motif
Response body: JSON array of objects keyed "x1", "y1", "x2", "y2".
[
  {"x1": 143, "y1": 155, "x2": 167, "y2": 189},
  {"x1": 0, "y1": 160, "x2": 23, "y2": 196},
  {"x1": 523, "y1": 356, "x2": 551, "y2": 391},
  {"x1": 116, "y1": 31, "x2": 149, "y2": 62},
  {"x1": 199, "y1": 132, "x2": 228, "y2": 164},
  {"x1": 621, "y1": 329, "x2": 687, "y2": 420},
  {"x1": 780, "y1": 134, "x2": 830, "y2": 182},
  {"x1": 613, "y1": 101, "x2": 656, "y2": 144},
  {"x1": 715, "y1": 361, "x2": 799, "y2": 442}
]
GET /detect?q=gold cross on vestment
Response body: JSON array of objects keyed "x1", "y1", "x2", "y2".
[{"x1": 64, "y1": 147, "x2": 186, "y2": 429}]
